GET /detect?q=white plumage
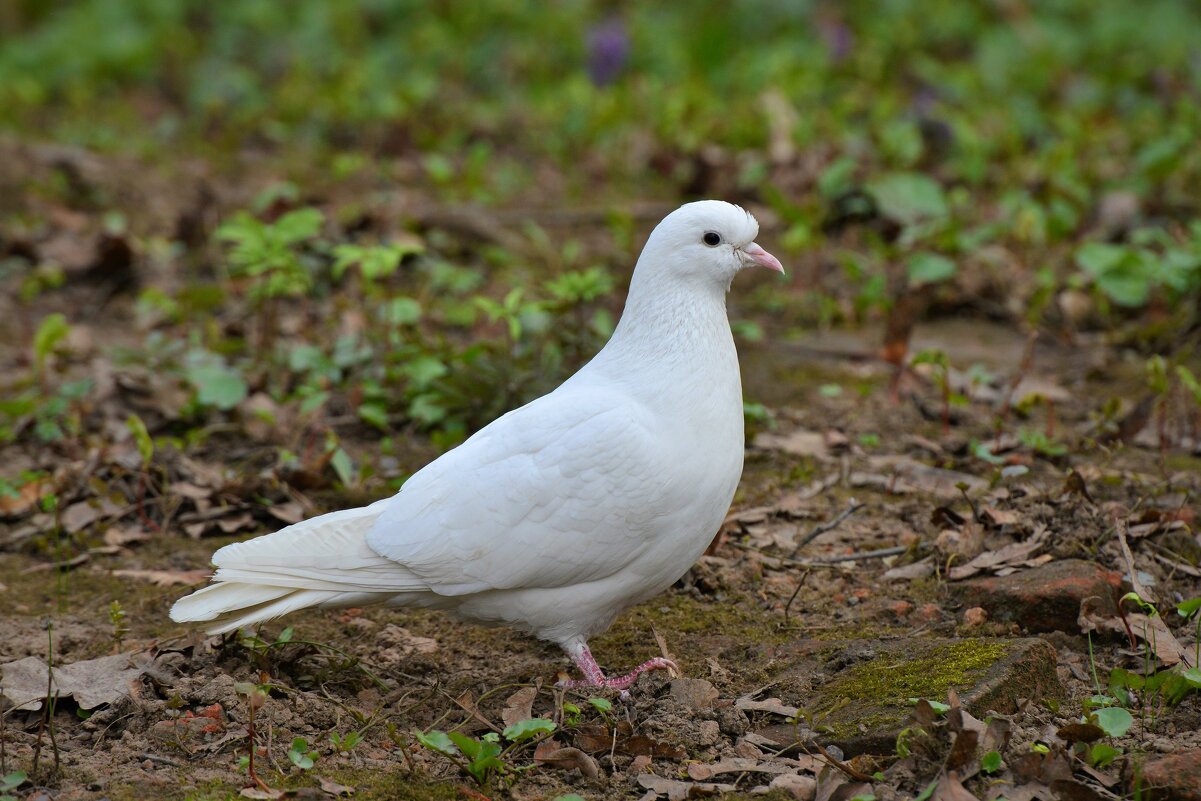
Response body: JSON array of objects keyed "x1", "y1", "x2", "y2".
[{"x1": 171, "y1": 200, "x2": 783, "y2": 689}]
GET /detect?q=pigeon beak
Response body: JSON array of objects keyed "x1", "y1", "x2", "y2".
[{"x1": 740, "y1": 242, "x2": 785, "y2": 274}]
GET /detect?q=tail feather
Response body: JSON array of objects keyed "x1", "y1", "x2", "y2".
[{"x1": 170, "y1": 497, "x2": 429, "y2": 634}]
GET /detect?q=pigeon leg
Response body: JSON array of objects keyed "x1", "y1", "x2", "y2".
[{"x1": 559, "y1": 640, "x2": 677, "y2": 691}]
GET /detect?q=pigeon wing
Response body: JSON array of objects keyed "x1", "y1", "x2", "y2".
[{"x1": 365, "y1": 388, "x2": 670, "y2": 596}]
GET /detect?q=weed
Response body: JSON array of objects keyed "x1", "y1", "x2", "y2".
[{"x1": 414, "y1": 717, "x2": 557, "y2": 787}]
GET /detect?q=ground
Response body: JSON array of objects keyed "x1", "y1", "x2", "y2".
[{"x1": 3, "y1": 4, "x2": 1201, "y2": 799}]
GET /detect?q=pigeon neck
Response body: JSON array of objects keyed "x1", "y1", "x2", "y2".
[{"x1": 596, "y1": 269, "x2": 736, "y2": 376}]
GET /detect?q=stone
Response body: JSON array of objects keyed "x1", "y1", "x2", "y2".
[
  {"x1": 1136, "y1": 749, "x2": 1201, "y2": 801},
  {"x1": 770, "y1": 773, "x2": 817, "y2": 801},
  {"x1": 669, "y1": 677, "x2": 720, "y2": 710},
  {"x1": 752, "y1": 637, "x2": 1061, "y2": 757},
  {"x1": 963, "y1": 607, "x2": 988, "y2": 626},
  {"x1": 948, "y1": 558, "x2": 1123, "y2": 633}
]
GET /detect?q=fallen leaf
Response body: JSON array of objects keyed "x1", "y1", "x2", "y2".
[
  {"x1": 1, "y1": 651, "x2": 157, "y2": 711},
  {"x1": 931, "y1": 772, "x2": 977, "y2": 801},
  {"x1": 948, "y1": 525, "x2": 1049, "y2": 580},
  {"x1": 316, "y1": 776, "x2": 355, "y2": 796},
  {"x1": 736, "y1": 697, "x2": 800, "y2": 718},
  {"x1": 533, "y1": 741, "x2": 599, "y2": 778},
  {"x1": 576, "y1": 722, "x2": 686, "y2": 759},
  {"x1": 103, "y1": 525, "x2": 153, "y2": 547},
  {"x1": 113, "y1": 568, "x2": 211, "y2": 587},
  {"x1": 637, "y1": 774, "x2": 735, "y2": 801},
  {"x1": 754, "y1": 429, "x2": 828, "y2": 458},
  {"x1": 0, "y1": 477, "x2": 49, "y2": 518},
  {"x1": 239, "y1": 789, "x2": 284, "y2": 800},
  {"x1": 501, "y1": 687, "x2": 537, "y2": 728}
]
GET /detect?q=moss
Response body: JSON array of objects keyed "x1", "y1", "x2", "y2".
[
  {"x1": 809, "y1": 638, "x2": 1010, "y2": 740},
  {"x1": 593, "y1": 592, "x2": 788, "y2": 678}
]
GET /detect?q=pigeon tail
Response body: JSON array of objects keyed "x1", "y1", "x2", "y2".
[{"x1": 170, "y1": 498, "x2": 428, "y2": 634}]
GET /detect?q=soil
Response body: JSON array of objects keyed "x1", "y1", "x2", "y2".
[{"x1": 2, "y1": 146, "x2": 1200, "y2": 801}]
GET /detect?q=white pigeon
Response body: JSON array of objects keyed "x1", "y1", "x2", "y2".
[{"x1": 171, "y1": 200, "x2": 783, "y2": 690}]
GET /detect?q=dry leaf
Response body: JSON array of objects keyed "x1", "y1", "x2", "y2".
[
  {"x1": 501, "y1": 687, "x2": 537, "y2": 728},
  {"x1": 316, "y1": 775, "x2": 355, "y2": 796},
  {"x1": 736, "y1": 696, "x2": 800, "y2": 718},
  {"x1": 113, "y1": 568, "x2": 211, "y2": 587},
  {"x1": 533, "y1": 741, "x2": 599, "y2": 778},
  {"x1": 239, "y1": 789, "x2": 284, "y2": 800},
  {"x1": 948, "y1": 525, "x2": 1049, "y2": 580},
  {"x1": 636, "y1": 774, "x2": 735, "y2": 801},
  {"x1": 0, "y1": 651, "x2": 156, "y2": 711},
  {"x1": 754, "y1": 429, "x2": 828, "y2": 458},
  {"x1": 931, "y1": 772, "x2": 977, "y2": 801}
]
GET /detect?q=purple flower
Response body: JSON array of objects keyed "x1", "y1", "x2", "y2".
[{"x1": 587, "y1": 18, "x2": 629, "y2": 86}]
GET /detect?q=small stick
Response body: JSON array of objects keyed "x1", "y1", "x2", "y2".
[
  {"x1": 783, "y1": 569, "x2": 811, "y2": 623},
  {"x1": 815, "y1": 743, "x2": 874, "y2": 782},
  {"x1": 788, "y1": 500, "x2": 864, "y2": 559},
  {"x1": 1115, "y1": 517, "x2": 1153, "y2": 604}
]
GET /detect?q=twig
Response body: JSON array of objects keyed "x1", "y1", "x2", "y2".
[
  {"x1": 815, "y1": 742, "x2": 874, "y2": 782},
  {"x1": 731, "y1": 540, "x2": 923, "y2": 568},
  {"x1": 783, "y1": 570, "x2": 811, "y2": 623},
  {"x1": 1115, "y1": 517, "x2": 1153, "y2": 603},
  {"x1": 788, "y1": 500, "x2": 864, "y2": 559},
  {"x1": 137, "y1": 752, "x2": 184, "y2": 767}
]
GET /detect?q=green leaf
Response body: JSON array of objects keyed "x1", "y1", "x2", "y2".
[
  {"x1": 33, "y1": 313, "x2": 69, "y2": 371},
  {"x1": 866, "y1": 173, "x2": 948, "y2": 225},
  {"x1": 386, "y1": 297, "x2": 423, "y2": 326},
  {"x1": 906, "y1": 252, "x2": 958, "y2": 287},
  {"x1": 1177, "y1": 597, "x2": 1201, "y2": 618},
  {"x1": 126, "y1": 414, "x2": 153, "y2": 467},
  {"x1": 330, "y1": 447, "x2": 354, "y2": 486},
  {"x1": 1092, "y1": 706, "x2": 1133, "y2": 737},
  {"x1": 908, "y1": 698, "x2": 950, "y2": 713},
  {"x1": 358, "y1": 402, "x2": 390, "y2": 430},
  {"x1": 502, "y1": 717, "x2": 556, "y2": 742},
  {"x1": 588, "y1": 697, "x2": 613, "y2": 714},
  {"x1": 186, "y1": 363, "x2": 248, "y2": 410},
  {"x1": 981, "y1": 750, "x2": 1002, "y2": 773},
  {"x1": 0, "y1": 773, "x2": 27, "y2": 793},
  {"x1": 1089, "y1": 742, "x2": 1122, "y2": 768},
  {"x1": 414, "y1": 729, "x2": 459, "y2": 757}
]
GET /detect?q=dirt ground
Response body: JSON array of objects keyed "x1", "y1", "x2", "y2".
[{"x1": 2, "y1": 146, "x2": 1201, "y2": 801}]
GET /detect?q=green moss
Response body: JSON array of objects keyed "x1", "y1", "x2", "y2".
[
  {"x1": 810, "y1": 638, "x2": 1010, "y2": 739},
  {"x1": 593, "y1": 592, "x2": 788, "y2": 677}
]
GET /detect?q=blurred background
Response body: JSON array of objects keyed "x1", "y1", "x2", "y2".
[
  {"x1": 1, "y1": 0, "x2": 1199, "y2": 484},
  {"x1": 2, "y1": 4, "x2": 1201, "y2": 799}
]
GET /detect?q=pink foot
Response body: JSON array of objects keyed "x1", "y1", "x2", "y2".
[{"x1": 557, "y1": 640, "x2": 678, "y2": 691}]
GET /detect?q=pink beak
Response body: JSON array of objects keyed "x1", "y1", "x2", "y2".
[{"x1": 741, "y1": 242, "x2": 785, "y2": 274}]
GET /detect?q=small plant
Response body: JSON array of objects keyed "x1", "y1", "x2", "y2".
[
  {"x1": 911, "y1": 349, "x2": 966, "y2": 434},
  {"x1": 330, "y1": 730, "x2": 364, "y2": 754},
  {"x1": 414, "y1": 717, "x2": 557, "y2": 787},
  {"x1": 0, "y1": 772, "x2": 28, "y2": 801},
  {"x1": 234, "y1": 679, "x2": 272, "y2": 791},
  {"x1": 287, "y1": 737, "x2": 318, "y2": 771},
  {"x1": 108, "y1": 600, "x2": 129, "y2": 651}
]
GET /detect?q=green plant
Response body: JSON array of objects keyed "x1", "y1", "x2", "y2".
[
  {"x1": 287, "y1": 737, "x2": 318, "y2": 771},
  {"x1": 0, "y1": 772, "x2": 27, "y2": 801},
  {"x1": 330, "y1": 730, "x2": 364, "y2": 754},
  {"x1": 108, "y1": 600, "x2": 129, "y2": 651},
  {"x1": 911, "y1": 349, "x2": 966, "y2": 434},
  {"x1": 414, "y1": 717, "x2": 557, "y2": 786}
]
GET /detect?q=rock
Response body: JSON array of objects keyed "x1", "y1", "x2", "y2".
[
  {"x1": 1136, "y1": 749, "x2": 1201, "y2": 801},
  {"x1": 770, "y1": 773, "x2": 817, "y2": 801},
  {"x1": 669, "y1": 677, "x2": 719, "y2": 710},
  {"x1": 149, "y1": 715, "x2": 213, "y2": 744},
  {"x1": 963, "y1": 607, "x2": 988, "y2": 626},
  {"x1": 753, "y1": 637, "x2": 1061, "y2": 757},
  {"x1": 949, "y1": 559, "x2": 1123, "y2": 632}
]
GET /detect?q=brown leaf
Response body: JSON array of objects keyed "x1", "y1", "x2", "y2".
[
  {"x1": 947, "y1": 524, "x2": 1049, "y2": 580},
  {"x1": 1056, "y1": 722, "x2": 1105, "y2": 744},
  {"x1": 735, "y1": 697, "x2": 800, "y2": 718},
  {"x1": 103, "y1": 525, "x2": 153, "y2": 547},
  {"x1": 113, "y1": 568, "x2": 211, "y2": 587},
  {"x1": 944, "y1": 729, "x2": 978, "y2": 773},
  {"x1": 267, "y1": 501, "x2": 305, "y2": 525},
  {"x1": 533, "y1": 741, "x2": 599, "y2": 778},
  {"x1": 930, "y1": 772, "x2": 977, "y2": 801},
  {"x1": 316, "y1": 776, "x2": 355, "y2": 796},
  {"x1": 754, "y1": 429, "x2": 829, "y2": 458},
  {"x1": 576, "y1": 722, "x2": 686, "y2": 760},
  {"x1": 0, "y1": 651, "x2": 156, "y2": 711},
  {"x1": 501, "y1": 687, "x2": 537, "y2": 728},
  {"x1": 980, "y1": 718, "x2": 1011, "y2": 753},
  {"x1": 636, "y1": 774, "x2": 735, "y2": 801},
  {"x1": 239, "y1": 789, "x2": 284, "y2": 800},
  {"x1": 1049, "y1": 779, "x2": 1106, "y2": 801},
  {"x1": 0, "y1": 477, "x2": 49, "y2": 518}
]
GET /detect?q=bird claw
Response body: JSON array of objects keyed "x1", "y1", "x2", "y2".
[{"x1": 557, "y1": 656, "x2": 679, "y2": 692}]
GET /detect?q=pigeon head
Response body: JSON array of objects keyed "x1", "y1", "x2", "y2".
[{"x1": 637, "y1": 200, "x2": 784, "y2": 291}]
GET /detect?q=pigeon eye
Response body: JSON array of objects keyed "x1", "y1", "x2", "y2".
[{"x1": 702, "y1": 231, "x2": 721, "y2": 247}]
